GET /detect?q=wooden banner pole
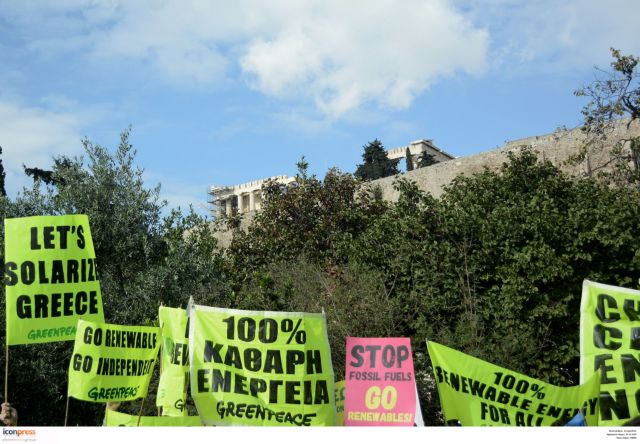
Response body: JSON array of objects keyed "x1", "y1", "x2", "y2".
[
  {"x1": 136, "y1": 397, "x2": 146, "y2": 427},
  {"x1": 64, "y1": 396, "x2": 70, "y2": 426}
]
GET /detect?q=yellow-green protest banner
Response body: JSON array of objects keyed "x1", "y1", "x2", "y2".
[
  {"x1": 189, "y1": 305, "x2": 336, "y2": 426},
  {"x1": 427, "y1": 341, "x2": 600, "y2": 426},
  {"x1": 334, "y1": 380, "x2": 345, "y2": 426},
  {"x1": 68, "y1": 320, "x2": 160, "y2": 402},
  {"x1": 104, "y1": 409, "x2": 201, "y2": 426},
  {"x1": 4, "y1": 215, "x2": 104, "y2": 345},
  {"x1": 156, "y1": 307, "x2": 189, "y2": 416},
  {"x1": 580, "y1": 279, "x2": 640, "y2": 426}
]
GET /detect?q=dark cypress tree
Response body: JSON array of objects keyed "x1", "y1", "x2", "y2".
[
  {"x1": 405, "y1": 147, "x2": 414, "y2": 171},
  {"x1": 0, "y1": 146, "x2": 6, "y2": 196},
  {"x1": 23, "y1": 165, "x2": 56, "y2": 185},
  {"x1": 417, "y1": 149, "x2": 438, "y2": 168},
  {"x1": 23, "y1": 158, "x2": 71, "y2": 186},
  {"x1": 354, "y1": 139, "x2": 399, "y2": 181}
]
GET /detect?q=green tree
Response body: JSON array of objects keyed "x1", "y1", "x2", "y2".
[
  {"x1": 574, "y1": 48, "x2": 640, "y2": 185},
  {"x1": 296, "y1": 155, "x2": 309, "y2": 182},
  {"x1": 23, "y1": 165, "x2": 55, "y2": 185},
  {"x1": 417, "y1": 149, "x2": 438, "y2": 168},
  {"x1": 405, "y1": 147, "x2": 414, "y2": 171},
  {"x1": 354, "y1": 139, "x2": 399, "y2": 181},
  {"x1": 227, "y1": 161, "x2": 387, "y2": 278},
  {"x1": 224, "y1": 160, "x2": 396, "y2": 382},
  {"x1": 23, "y1": 158, "x2": 73, "y2": 187},
  {"x1": 0, "y1": 130, "x2": 227, "y2": 425},
  {"x1": 0, "y1": 146, "x2": 6, "y2": 197},
  {"x1": 347, "y1": 150, "x2": 640, "y2": 422},
  {"x1": 222, "y1": 158, "x2": 441, "y2": 423},
  {"x1": 230, "y1": 259, "x2": 397, "y2": 380}
]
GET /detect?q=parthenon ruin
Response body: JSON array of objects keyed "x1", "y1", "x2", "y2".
[
  {"x1": 208, "y1": 139, "x2": 455, "y2": 217},
  {"x1": 209, "y1": 175, "x2": 295, "y2": 218}
]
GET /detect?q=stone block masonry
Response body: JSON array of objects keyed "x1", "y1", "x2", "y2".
[{"x1": 371, "y1": 120, "x2": 640, "y2": 202}]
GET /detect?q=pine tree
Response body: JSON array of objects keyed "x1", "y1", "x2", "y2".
[
  {"x1": 405, "y1": 147, "x2": 414, "y2": 171},
  {"x1": 417, "y1": 149, "x2": 438, "y2": 168},
  {"x1": 0, "y1": 146, "x2": 6, "y2": 196},
  {"x1": 23, "y1": 165, "x2": 55, "y2": 185},
  {"x1": 354, "y1": 139, "x2": 399, "y2": 181}
]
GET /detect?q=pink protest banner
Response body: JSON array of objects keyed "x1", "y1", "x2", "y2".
[{"x1": 344, "y1": 337, "x2": 416, "y2": 426}]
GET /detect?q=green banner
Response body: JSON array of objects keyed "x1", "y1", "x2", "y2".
[
  {"x1": 4, "y1": 215, "x2": 104, "y2": 345},
  {"x1": 156, "y1": 307, "x2": 189, "y2": 416},
  {"x1": 68, "y1": 320, "x2": 160, "y2": 402},
  {"x1": 427, "y1": 341, "x2": 600, "y2": 426},
  {"x1": 104, "y1": 409, "x2": 201, "y2": 426},
  {"x1": 334, "y1": 380, "x2": 345, "y2": 426},
  {"x1": 580, "y1": 279, "x2": 640, "y2": 426},
  {"x1": 189, "y1": 305, "x2": 336, "y2": 426}
]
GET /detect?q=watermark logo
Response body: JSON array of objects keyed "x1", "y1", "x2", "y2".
[{"x1": 2, "y1": 429, "x2": 37, "y2": 442}]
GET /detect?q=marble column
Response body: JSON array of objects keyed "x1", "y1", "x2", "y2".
[{"x1": 249, "y1": 191, "x2": 256, "y2": 212}]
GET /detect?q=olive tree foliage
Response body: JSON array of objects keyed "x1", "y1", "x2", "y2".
[
  {"x1": 574, "y1": 48, "x2": 640, "y2": 186},
  {"x1": 0, "y1": 130, "x2": 227, "y2": 425}
]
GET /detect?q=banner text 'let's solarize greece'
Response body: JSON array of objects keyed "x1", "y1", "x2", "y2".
[
  {"x1": 68, "y1": 320, "x2": 160, "y2": 402},
  {"x1": 580, "y1": 280, "x2": 640, "y2": 426},
  {"x1": 4, "y1": 215, "x2": 104, "y2": 345},
  {"x1": 428, "y1": 341, "x2": 600, "y2": 426},
  {"x1": 189, "y1": 305, "x2": 336, "y2": 426}
]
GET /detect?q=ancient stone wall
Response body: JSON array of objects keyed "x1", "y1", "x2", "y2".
[
  {"x1": 214, "y1": 120, "x2": 639, "y2": 248},
  {"x1": 371, "y1": 120, "x2": 640, "y2": 201}
]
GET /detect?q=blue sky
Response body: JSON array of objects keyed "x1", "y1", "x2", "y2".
[{"x1": 1, "y1": 0, "x2": 639, "y2": 216}]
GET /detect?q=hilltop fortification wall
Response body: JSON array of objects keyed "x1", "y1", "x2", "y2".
[
  {"x1": 371, "y1": 120, "x2": 640, "y2": 201},
  {"x1": 214, "y1": 120, "x2": 640, "y2": 248}
]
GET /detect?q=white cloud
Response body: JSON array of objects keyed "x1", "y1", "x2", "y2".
[
  {"x1": 6, "y1": 1, "x2": 639, "y2": 117},
  {"x1": 0, "y1": 0, "x2": 489, "y2": 116},
  {"x1": 0, "y1": 98, "x2": 86, "y2": 196},
  {"x1": 89, "y1": 0, "x2": 489, "y2": 113},
  {"x1": 239, "y1": 0, "x2": 488, "y2": 116},
  {"x1": 455, "y1": 0, "x2": 640, "y2": 72}
]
